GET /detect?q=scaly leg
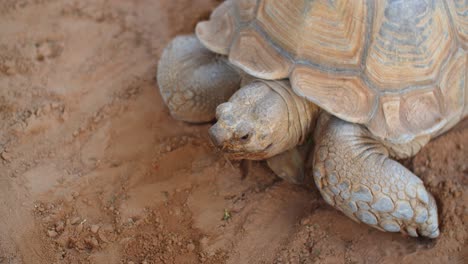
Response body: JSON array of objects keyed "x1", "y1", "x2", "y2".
[
  {"x1": 312, "y1": 114, "x2": 439, "y2": 238},
  {"x1": 157, "y1": 35, "x2": 241, "y2": 123},
  {"x1": 266, "y1": 141, "x2": 313, "y2": 184}
]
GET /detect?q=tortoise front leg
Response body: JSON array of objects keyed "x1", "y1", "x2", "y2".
[
  {"x1": 312, "y1": 114, "x2": 440, "y2": 238},
  {"x1": 157, "y1": 35, "x2": 241, "y2": 123},
  {"x1": 266, "y1": 139, "x2": 314, "y2": 184}
]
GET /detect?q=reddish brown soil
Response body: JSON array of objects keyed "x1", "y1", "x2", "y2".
[{"x1": 0, "y1": 1, "x2": 466, "y2": 263}]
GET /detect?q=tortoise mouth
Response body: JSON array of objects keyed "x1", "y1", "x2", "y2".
[
  {"x1": 214, "y1": 142, "x2": 274, "y2": 160},
  {"x1": 209, "y1": 123, "x2": 276, "y2": 160}
]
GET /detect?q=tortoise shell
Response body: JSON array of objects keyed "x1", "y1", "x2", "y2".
[{"x1": 195, "y1": 0, "x2": 467, "y2": 143}]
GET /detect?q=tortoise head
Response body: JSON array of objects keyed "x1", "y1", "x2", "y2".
[{"x1": 209, "y1": 81, "x2": 291, "y2": 160}]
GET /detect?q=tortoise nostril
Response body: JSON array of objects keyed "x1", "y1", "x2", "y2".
[{"x1": 240, "y1": 133, "x2": 250, "y2": 141}]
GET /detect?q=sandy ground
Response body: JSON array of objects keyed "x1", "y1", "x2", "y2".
[{"x1": 0, "y1": 0, "x2": 467, "y2": 263}]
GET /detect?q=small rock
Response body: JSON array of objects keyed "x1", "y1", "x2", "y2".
[
  {"x1": 93, "y1": 115, "x2": 101, "y2": 123},
  {"x1": 91, "y1": 237, "x2": 99, "y2": 247},
  {"x1": 42, "y1": 104, "x2": 51, "y2": 114},
  {"x1": 61, "y1": 111, "x2": 68, "y2": 121},
  {"x1": 51, "y1": 102, "x2": 60, "y2": 109},
  {"x1": 76, "y1": 223, "x2": 84, "y2": 233},
  {"x1": 90, "y1": 225, "x2": 100, "y2": 234},
  {"x1": 55, "y1": 221, "x2": 65, "y2": 232},
  {"x1": 71, "y1": 217, "x2": 81, "y2": 225},
  {"x1": 1, "y1": 151, "x2": 11, "y2": 161},
  {"x1": 414, "y1": 166, "x2": 427, "y2": 175},
  {"x1": 65, "y1": 194, "x2": 74, "y2": 203},
  {"x1": 461, "y1": 164, "x2": 468, "y2": 173},
  {"x1": 86, "y1": 237, "x2": 99, "y2": 248},
  {"x1": 47, "y1": 230, "x2": 58, "y2": 238},
  {"x1": 35, "y1": 108, "x2": 42, "y2": 116},
  {"x1": 187, "y1": 243, "x2": 195, "y2": 252},
  {"x1": 199, "y1": 236, "x2": 209, "y2": 250},
  {"x1": 166, "y1": 145, "x2": 172, "y2": 152},
  {"x1": 98, "y1": 231, "x2": 110, "y2": 243},
  {"x1": 4, "y1": 60, "x2": 16, "y2": 74},
  {"x1": 300, "y1": 218, "x2": 310, "y2": 226},
  {"x1": 37, "y1": 43, "x2": 53, "y2": 59}
]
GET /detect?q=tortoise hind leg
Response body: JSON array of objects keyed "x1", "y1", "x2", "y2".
[
  {"x1": 157, "y1": 35, "x2": 241, "y2": 123},
  {"x1": 312, "y1": 114, "x2": 439, "y2": 238}
]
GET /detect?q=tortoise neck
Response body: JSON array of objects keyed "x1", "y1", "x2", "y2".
[{"x1": 267, "y1": 81, "x2": 321, "y2": 150}]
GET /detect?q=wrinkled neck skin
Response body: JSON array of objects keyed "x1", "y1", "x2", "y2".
[
  {"x1": 209, "y1": 80, "x2": 320, "y2": 160},
  {"x1": 267, "y1": 81, "x2": 320, "y2": 156}
]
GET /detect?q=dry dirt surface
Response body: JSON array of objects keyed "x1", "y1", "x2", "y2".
[{"x1": 0, "y1": 1, "x2": 467, "y2": 263}]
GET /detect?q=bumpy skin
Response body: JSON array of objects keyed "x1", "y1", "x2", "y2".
[
  {"x1": 312, "y1": 114, "x2": 440, "y2": 238},
  {"x1": 209, "y1": 80, "x2": 319, "y2": 160},
  {"x1": 266, "y1": 142, "x2": 313, "y2": 185},
  {"x1": 157, "y1": 35, "x2": 241, "y2": 123}
]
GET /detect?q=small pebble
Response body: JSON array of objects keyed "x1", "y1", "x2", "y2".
[
  {"x1": 71, "y1": 217, "x2": 81, "y2": 225},
  {"x1": 47, "y1": 230, "x2": 58, "y2": 238},
  {"x1": 199, "y1": 236, "x2": 209, "y2": 250},
  {"x1": 61, "y1": 111, "x2": 68, "y2": 121},
  {"x1": 98, "y1": 231, "x2": 110, "y2": 243},
  {"x1": 1, "y1": 151, "x2": 11, "y2": 161},
  {"x1": 187, "y1": 243, "x2": 195, "y2": 252},
  {"x1": 42, "y1": 104, "x2": 51, "y2": 114},
  {"x1": 300, "y1": 218, "x2": 310, "y2": 226},
  {"x1": 91, "y1": 225, "x2": 100, "y2": 234},
  {"x1": 51, "y1": 102, "x2": 60, "y2": 109},
  {"x1": 55, "y1": 221, "x2": 65, "y2": 232},
  {"x1": 461, "y1": 164, "x2": 468, "y2": 173},
  {"x1": 88, "y1": 237, "x2": 99, "y2": 248}
]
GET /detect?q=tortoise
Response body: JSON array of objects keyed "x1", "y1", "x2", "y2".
[{"x1": 157, "y1": 0, "x2": 467, "y2": 238}]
